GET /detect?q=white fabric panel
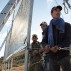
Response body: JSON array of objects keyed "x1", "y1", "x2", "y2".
[{"x1": 4, "y1": 0, "x2": 33, "y2": 60}]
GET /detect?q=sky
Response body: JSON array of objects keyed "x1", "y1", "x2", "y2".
[{"x1": 0, "y1": 0, "x2": 71, "y2": 58}]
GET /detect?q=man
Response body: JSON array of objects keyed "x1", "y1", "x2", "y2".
[
  {"x1": 40, "y1": 22, "x2": 50, "y2": 71},
  {"x1": 48, "y1": 5, "x2": 71, "y2": 71},
  {"x1": 40, "y1": 22, "x2": 48, "y2": 46},
  {"x1": 29, "y1": 34, "x2": 43, "y2": 71}
]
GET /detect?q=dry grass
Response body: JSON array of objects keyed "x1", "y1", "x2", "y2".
[{"x1": 13, "y1": 65, "x2": 24, "y2": 71}]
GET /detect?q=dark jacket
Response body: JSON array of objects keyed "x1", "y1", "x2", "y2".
[
  {"x1": 53, "y1": 22, "x2": 71, "y2": 48},
  {"x1": 50, "y1": 22, "x2": 71, "y2": 60},
  {"x1": 41, "y1": 27, "x2": 48, "y2": 47}
]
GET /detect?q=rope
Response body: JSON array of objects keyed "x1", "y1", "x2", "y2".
[
  {"x1": 64, "y1": 0, "x2": 71, "y2": 9},
  {"x1": 63, "y1": 0, "x2": 68, "y2": 14},
  {"x1": 30, "y1": 59, "x2": 44, "y2": 66},
  {"x1": 63, "y1": 0, "x2": 71, "y2": 14}
]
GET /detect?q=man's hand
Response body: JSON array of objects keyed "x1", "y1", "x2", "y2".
[
  {"x1": 44, "y1": 45, "x2": 50, "y2": 53},
  {"x1": 50, "y1": 46, "x2": 59, "y2": 53}
]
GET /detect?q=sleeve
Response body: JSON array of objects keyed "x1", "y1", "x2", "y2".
[
  {"x1": 61, "y1": 23, "x2": 71, "y2": 48},
  {"x1": 41, "y1": 28, "x2": 48, "y2": 47}
]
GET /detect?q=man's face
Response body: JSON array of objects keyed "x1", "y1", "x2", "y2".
[
  {"x1": 32, "y1": 37, "x2": 38, "y2": 42},
  {"x1": 51, "y1": 8, "x2": 61, "y2": 19},
  {"x1": 41, "y1": 25, "x2": 47, "y2": 31}
]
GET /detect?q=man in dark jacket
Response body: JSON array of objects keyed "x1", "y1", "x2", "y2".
[
  {"x1": 40, "y1": 22, "x2": 50, "y2": 71},
  {"x1": 40, "y1": 22, "x2": 48, "y2": 46},
  {"x1": 48, "y1": 5, "x2": 71, "y2": 71}
]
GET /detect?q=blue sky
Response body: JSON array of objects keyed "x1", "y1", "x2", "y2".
[{"x1": 0, "y1": 0, "x2": 71, "y2": 58}]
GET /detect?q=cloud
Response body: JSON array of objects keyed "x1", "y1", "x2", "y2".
[
  {"x1": 46, "y1": 0, "x2": 54, "y2": 7},
  {"x1": 46, "y1": 0, "x2": 54, "y2": 3}
]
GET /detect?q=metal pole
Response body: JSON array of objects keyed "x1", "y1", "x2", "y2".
[
  {"x1": 8, "y1": 61, "x2": 10, "y2": 71},
  {"x1": 4, "y1": 63, "x2": 5, "y2": 71},
  {"x1": 6, "y1": 62, "x2": 7, "y2": 71},
  {"x1": 0, "y1": 0, "x2": 20, "y2": 31},
  {"x1": 2, "y1": 63, "x2": 3, "y2": 71},
  {"x1": 4, "y1": 63, "x2": 6, "y2": 71},
  {"x1": 10, "y1": 58, "x2": 13, "y2": 71},
  {"x1": 24, "y1": 0, "x2": 34, "y2": 71}
]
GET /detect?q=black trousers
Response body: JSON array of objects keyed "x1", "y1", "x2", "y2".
[{"x1": 49, "y1": 56, "x2": 71, "y2": 71}]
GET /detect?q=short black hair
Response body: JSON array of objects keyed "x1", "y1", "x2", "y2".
[
  {"x1": 40, "y1": 22, "x2": 47, "y2": 26},
  {"x1": 32, "y1": 34, "x2": 37, "y2": 38}
]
